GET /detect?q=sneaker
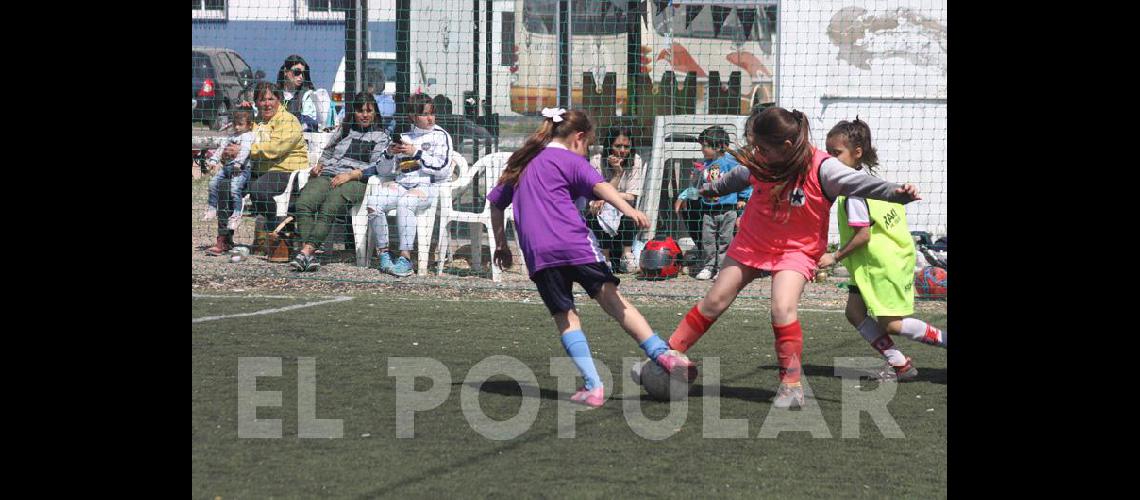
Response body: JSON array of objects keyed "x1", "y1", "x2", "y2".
[
  {"x1": 613, "y1": 259, "x2": 629, "y2": 274},
  {"x1": 569, "y1": 386, "x2": 606, "y2": 408},
  {"x1": 772, "y1": 382, "x2": 805, "y2": 409},
  {"x1": 202, "y1": 207, "x2": 217, "y2": 221},
  {"x1": 388, "y1": 255, "x2": 413, "y2": 277},
  {"x1": 377, "y1": 252, "x2": 394, "y2": 273},
  {"x1": 695, "y1": 268, "x2": 714, "y2": 280},
  {"x1": 876, "y1": 357, "x2": 919, "y2": 382},
  {"x1": 227, "y1": 214, "x2": 243, "y2": 231},
  {"x1": 655, "y1": 350, "x2": 698, "y2": 383},
  {"x1": 306, "y1": 255, "x2": 321, "y2": 272},
  {"x1": 290, "y1": 253, "x2": 311, "y2": 272},
  {"x1": 920, "y1": 325, "x2": 946, "y2": 347}
]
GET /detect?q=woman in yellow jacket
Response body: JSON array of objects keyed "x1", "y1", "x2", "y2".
[{"x1": 208, "y1": 81, "x2": 309, "y2": 255}]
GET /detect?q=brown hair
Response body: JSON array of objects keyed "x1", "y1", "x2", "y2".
[
  {"x1": 231, "y1": 108, "x2": 253, "y2": 129},
  {"x1": 826, "y1": 116, "x2": 879, "y2": 173},
  {"x1": 729, "y1": 107, "x2": 814, "y2": 216},
  {"x1": 497, "y1": 109, "x2": 594, "y2": 187},
  {"x1": 408, "y1": 93, "x2": 435, "y2": 116},
  {"x1": 252, "y1": 81, "x2": 284, "y2": 104}
]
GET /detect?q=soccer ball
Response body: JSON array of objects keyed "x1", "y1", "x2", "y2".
[
  {"x1": 914, "y1": 266, "x2": 947, "y2": 300},
  {"x1": 630, "y1": 355, "x2": 694, "y2": 401}
]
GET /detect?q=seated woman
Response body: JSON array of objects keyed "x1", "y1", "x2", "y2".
[
  {"x1": 207, "y1": 81, "x2": 308, "y2": 256},
  {"x1": 290, "y1": 92, "x2": 394, "y2": 272},
  {"x1": 277, "y1": 54, "x2": 328, "y2": 132},
  {"x1": 364, "y1": 93, "x2": 453, "y2": 277},
  {"x1": 584, "y1": 125, "x2": 646, "y2": 273}
]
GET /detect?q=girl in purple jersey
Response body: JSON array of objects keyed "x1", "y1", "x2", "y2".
[{"x1": 488, "y1": 108, "x2": 695, "y2": 408}]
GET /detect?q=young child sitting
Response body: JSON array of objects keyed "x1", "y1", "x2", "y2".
[{"x1": 202, "y1": 108, "x2": 256, "y2": 231}]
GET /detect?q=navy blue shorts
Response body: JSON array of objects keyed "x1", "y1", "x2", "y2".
[{"x1": 531, "y1": 262, "x2": 620, "y2": 315}]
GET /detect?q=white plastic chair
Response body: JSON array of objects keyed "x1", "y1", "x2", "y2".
[
  {"x1": 272, "y1": 169, "x2": 310, "y2": 218},
  {"x1": 435, "y1": 152, "x2": 520, "y2": 282},
  {"x1": 304, "y1": 131, "x2": 333, "y2": 167},
  {"x1": 349, "y1": 150, "x2": 468, "y2": 272}
]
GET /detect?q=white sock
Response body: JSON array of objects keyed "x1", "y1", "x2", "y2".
[
  {"x1": 857, "y1": 318, "x2": 907, "y2": 366},
  {"x1": 899, "y1": 318, "x2": 945, "y2": 347}
]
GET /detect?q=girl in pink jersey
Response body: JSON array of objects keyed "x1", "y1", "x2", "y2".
[
  {"x1": 650, "y1": 107, "x2": 921, "y2": 408},
  {"x1": 489, "y1": 108, "x2": 695, "y2": 408}
]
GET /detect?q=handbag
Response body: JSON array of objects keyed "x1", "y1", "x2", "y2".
[{"x1": 265, "y1": 216, "x2": 295, "y2": 263}]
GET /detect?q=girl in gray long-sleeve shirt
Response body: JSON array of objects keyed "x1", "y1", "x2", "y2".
[{"x1": 290, "y1": 93, "x2": 395, "y2": 272}]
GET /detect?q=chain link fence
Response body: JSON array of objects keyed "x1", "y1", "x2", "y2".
[{"x1": 192, "y1": 0, "x2": 946, "y2": 302}]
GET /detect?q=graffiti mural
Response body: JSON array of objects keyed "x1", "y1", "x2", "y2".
[{"x1": 827, "y1": 6, "x2": 946, "y2": 76}]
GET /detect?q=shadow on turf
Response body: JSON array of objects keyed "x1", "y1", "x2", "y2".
[
  {"x1": 472, "y1": 372, "x2": 777, "y2": 404},
  {"x1": 780, "y1": 364, "x2": 947, "y2": 385},
  {"x1": 691, "y1": 384, "x2": 776, "y2": 402},
  {"x1": 461, "y1": 380, "x2": 560, "y2": 401},
  {"x1": 467, "y1": 380, "x2": 700, "y2": 403}
]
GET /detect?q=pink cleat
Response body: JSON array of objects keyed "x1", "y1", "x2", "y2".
[
  {"x1": 569, "y1": 386, "x2": 606, "y2": 408},
  {"x1": 655, "y1": 350, "x2": 699, "y2": 383}
]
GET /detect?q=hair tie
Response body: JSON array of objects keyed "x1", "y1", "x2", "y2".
[{"x1": 541, "y1": 107, "x2": 567, "y2": 123}]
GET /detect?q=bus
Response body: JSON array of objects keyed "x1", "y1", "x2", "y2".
[{"x1": 508, "y1": 0, "x2": 778, "y2": 115}]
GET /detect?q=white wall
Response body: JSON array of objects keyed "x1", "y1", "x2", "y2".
[
  {"x1": 778, "y1": 0, "x2": 947, "y2": 241},
  {"x1": 490, "y1": 0, "x2": 519, "y2": 117},
  {"x1": 405, "y1": 1, "x2": 474, "y2": 112},
  {"x1": 408, "y1": 1, "x2": 517, "y2": 117}
]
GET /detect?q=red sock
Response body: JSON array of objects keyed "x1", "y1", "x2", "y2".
[
  {"x1": 668, "y1": 305, "x2": 715, "y2": 352},
  {"x1": 773, "y1": 320, "x2": 804, "y2": 384}
]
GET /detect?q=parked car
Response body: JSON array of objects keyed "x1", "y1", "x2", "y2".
[
  {"x1": 331, "y1": 51, "x2": 397, "y2": 117},
  {"x1": 193, "y1": 47, "x2": 263, "y2": 130}
]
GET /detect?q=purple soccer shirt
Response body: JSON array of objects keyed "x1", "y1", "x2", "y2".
[{"x1": 487, "y1": 147, "x2": 607, "y2": 277}]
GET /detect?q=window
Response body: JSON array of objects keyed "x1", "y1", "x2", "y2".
[
  {"x1": 365, "y1": 59, "x2": 398, "y2": 93},
  {"x1": 191, "y1": 0, "x2": 226, "y2": 20},
  {"x1": 654, "y1": 3, "x2": 777, "y2": 42},
  {"x1": 216, "y1": 53, "x2": 237, "y2": 78},
  {"x1": 501, "y1": 12, "x2": 515, "y2": 66},
  {"x1": 523, "y1": 0, "x2": 630, "y2": 36},
  {"x1": 228, "y1": 52, "x2": 253, "y2": 78},
  {"x1": 192, "y1": 52, "x2": 214, "y2": 80},
  {"x1": 308, "y1": 0, "x2": 351, "y2": 12},
  {"x1": 296, "y1": 0, "x2": 351, "y2": 22}
]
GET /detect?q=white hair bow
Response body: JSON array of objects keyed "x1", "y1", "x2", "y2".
[{"x1": 541, "y1": 107, "x2": 567, "y2": 123}]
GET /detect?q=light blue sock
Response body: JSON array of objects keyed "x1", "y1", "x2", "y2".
[
  {"x1": 561, "y1": 330, "x2": 602, "y2": 390},
  {"x1": 639, "y1": 333, "x2": 670, "y2": 361}
]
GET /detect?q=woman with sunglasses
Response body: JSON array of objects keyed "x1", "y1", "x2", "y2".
[
  {"x1": 276, "y1": 54, "x2": 323, "y2": 132},
  {"x1": 582, "y1": 125, "x2": 646, "y2": 274}
]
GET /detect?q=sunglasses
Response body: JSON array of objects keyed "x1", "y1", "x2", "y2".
[
  {"x1": 612, "y1": 144, "x2": 632, "y2": 150},
  {"x1": 289, "y1": 66, "x2": 306, "y2": 74}
]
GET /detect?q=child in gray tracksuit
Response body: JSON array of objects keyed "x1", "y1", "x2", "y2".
[
  {"x1": 203, "y1": 109, "x2": 256, "y2": 231},
  {"x1": 685, "y1": 126, "x2": 752, "y2": 280}
]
